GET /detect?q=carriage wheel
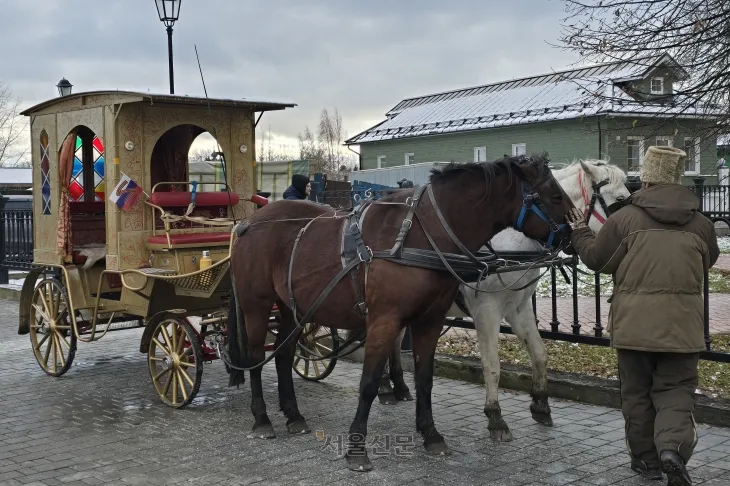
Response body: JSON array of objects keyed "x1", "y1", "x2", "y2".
[
  {"x1": 29, "y1": 278, "x2": 77, "y2": 377},
  {"x1": 293, "y1": 323, "x2": 340, "y2": 382},
  {"x1": 147, "y1": 317, "x2": 204, "y2": 408}
]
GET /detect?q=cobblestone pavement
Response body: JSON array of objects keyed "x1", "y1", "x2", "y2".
[{"x1": 2, "y1": 300, "x2": 730, "y2": 485}]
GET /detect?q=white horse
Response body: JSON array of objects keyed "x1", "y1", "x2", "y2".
[{"x1": 377, "y1": 159, "x2": 631, "y2": 441}]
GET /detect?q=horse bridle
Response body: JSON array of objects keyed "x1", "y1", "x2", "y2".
[
  {"x1": 514, "y1": 179, "x2": 569, "y2": 250},
  {"x1": 578, "y1": 170, "x2": 620, "y2": 226}
]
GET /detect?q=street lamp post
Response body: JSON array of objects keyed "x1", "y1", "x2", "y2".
[{"x1": 154, "y1": 0, "x2": 182, "y2": 94}]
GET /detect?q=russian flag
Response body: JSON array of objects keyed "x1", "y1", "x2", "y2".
[{"x1": 109, "y1": 173, "x2": 144, "y2": 211}]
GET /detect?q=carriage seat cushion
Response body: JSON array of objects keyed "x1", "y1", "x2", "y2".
[
  {"x1": 148, "y1": 192, "x2": 240, "y2": 208},
  {"x1": 146, "y1": 232, "x2": 231, "y2": 249}
]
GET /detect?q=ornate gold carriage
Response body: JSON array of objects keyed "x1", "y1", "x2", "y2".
[{"x1": 16, "y1": 90, "x2": 337, "y2": 408}]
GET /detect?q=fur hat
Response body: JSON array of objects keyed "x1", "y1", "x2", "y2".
[{"x1": 640, "y1": 146, "x2": 687, "y2": 185}]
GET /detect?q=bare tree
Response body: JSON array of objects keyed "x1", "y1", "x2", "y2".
[
  {"x1": 558, "y1": 0, "x2": 730, "y2": 136},
  {"x1": 0, "y1": 81, "x2": 28, "y2": 167},
  {"x1": 297, "y1": 108, "x2": 356, "y2": 180}
]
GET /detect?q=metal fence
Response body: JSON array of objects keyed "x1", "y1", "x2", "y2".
[{"x1": 0, "y1": 197, "x2": 33, "y2": 284}]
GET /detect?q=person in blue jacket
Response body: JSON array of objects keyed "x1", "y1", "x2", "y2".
[{"x1": 283, "y1": 174, "x2": 311, "y2": 200}]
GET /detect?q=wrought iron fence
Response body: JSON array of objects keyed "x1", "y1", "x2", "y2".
[{"x1": 0, "y1": 197, "x2": 33, "y2": 284}]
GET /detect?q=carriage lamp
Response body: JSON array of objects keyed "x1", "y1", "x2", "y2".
[
  {"x1": 154, "y1": 0, "x2": 182, "y2": 95},
  {"x1": 56, "y1": 78, "x2": 73, "y2": 97}
]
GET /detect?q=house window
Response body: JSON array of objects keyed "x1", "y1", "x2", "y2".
[
  {"x1": 512, "y1": 143, "x2": 526, "y2": 156},
  {"x1": 474, "y1": 146, "x2": 486, "y2": 163},
  {"x1": 627, "y1": 137, "x2": 645, "y2": 173},
  {"x1": 405, "y1": 153, "x2": 414, "y2": 165},
  {"x1": 650, "y1": 77, "x2": 664, "y2": 95},
  {"x1": 684, "y1": 137, "x2": 701, "y2": 174},
  {"x1": 656, "y1": 136, "x2": 673, "y2": 147},
  {"x1": 377, "y1": 155, "x2": 387, "y2": 168}
]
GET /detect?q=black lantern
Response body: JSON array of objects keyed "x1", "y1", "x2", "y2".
[
  {"x1": 154, "y1": 0, "x2": 182, "y2": 94},
  {"x1": 56, "y1": 78, "x2": 73, "y2": 97}
]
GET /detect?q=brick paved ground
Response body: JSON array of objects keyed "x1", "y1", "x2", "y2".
[
  {"x1": 3, "y1": 299, "x2": 730, "y2": 485},
  {"x1": 534, "y1": 295, "x2": 730, "y2": 337}
]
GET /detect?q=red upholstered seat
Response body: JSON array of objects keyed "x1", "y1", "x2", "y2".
[
  {"x1": 148, "y1": 192, "x2": 240, "y2": 207},
  {"x1": 146, "y1": 232, "x2": 232, "y2": 248},
  {"x1": 72, "y1": 251, "x2": 87, "y2": 265}
]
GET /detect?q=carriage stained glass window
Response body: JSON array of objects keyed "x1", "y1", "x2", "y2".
[
  {"x1": 40, "y1": 130, "x2": 51, "y2": 214},
  {"x1": 68, "y1": 136, "x2": 85, "y2": 201},
  {"x1": 92, "y1": 136, "x2": 105, "y2": 201},
  {"x1": 68, "y1": 135, "x2": 105, "y2": 201}
]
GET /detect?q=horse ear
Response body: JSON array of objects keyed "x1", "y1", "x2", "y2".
[{"x1": 579, "y1": 160, "x2": 598, "y2": 182}]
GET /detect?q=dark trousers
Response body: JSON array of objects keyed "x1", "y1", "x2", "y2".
[{"x1": 617, "y1": 349, "x2": 700, "y2": 466}]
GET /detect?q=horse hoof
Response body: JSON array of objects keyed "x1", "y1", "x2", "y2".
[
  {"x1": 530, "y1": 409, "x2": 554, "y2": 426},
  {"x1": 394, "y1": 389, "x2": 414, "y2": 401},
  {"x1": 249, "y1": 422, "x2": 276, "y2": 439},
  {"x1": 286, "y1": 418, "x2": 311, "y2": 435},
  {"x1": 425, "y1": 440, "x2": 451, "y2": 456},
  {"x1": 345, "y1": 451, "x2": 373, "y2": 472},
  {"x1": 378, "y1": 393, "x2": 398, "y2": 405},
  {"x1": 489, "y1": 428, "x2": 514, "y2": 442}
]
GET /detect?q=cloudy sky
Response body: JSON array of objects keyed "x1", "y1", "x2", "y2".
[{"x1": 2, "y1": 0, "x2": 580, "y2": 158}]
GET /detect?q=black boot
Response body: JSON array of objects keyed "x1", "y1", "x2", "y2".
[
  {"x1": 660, "y1": 450, "x2": 692, "y2": 486},
  {"x1": 630, "y1": 458, "x2": 663, "y2": 480}
]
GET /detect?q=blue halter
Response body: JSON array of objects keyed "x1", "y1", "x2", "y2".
[{"x1": 514, "y1": 180, "x2": 568, "y2": 249}]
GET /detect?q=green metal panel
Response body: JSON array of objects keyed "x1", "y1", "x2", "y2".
[
  {"x1": 360, "y1": 120, "x2": 600, "y2": 170},
  {"x1": 359, "y1": 117, "x2": 719, "y2": 184}
]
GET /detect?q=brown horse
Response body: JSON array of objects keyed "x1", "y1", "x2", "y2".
[{"x1": 227, "y1": 155, "x2": 575, "y2": 471}]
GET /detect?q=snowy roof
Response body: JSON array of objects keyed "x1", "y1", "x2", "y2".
[
  {"x1": 345, "y1": 53, "x2": 709, "y2": 145},
  {"x1": 719, "y1": 134, "x2": 730, "y2": 146},
  {"x1": 0, "y1": 168, "x2": 31, "y2": 186}
]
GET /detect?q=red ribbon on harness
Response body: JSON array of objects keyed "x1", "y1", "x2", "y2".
[{"x1": 578, "y1": 170, "x2": 606, "y2": 225}]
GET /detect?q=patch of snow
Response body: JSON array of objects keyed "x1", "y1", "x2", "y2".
[{"x1": 718, "y1": 237, "x2": 730, "y2": 254}]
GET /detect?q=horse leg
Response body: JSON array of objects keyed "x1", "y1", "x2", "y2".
[
  {"x1": 378, "y1": 327, "x2": 411, "y2": 405},
  {"x1": 378, "y1": 356, "x2": 397, "y2": 405},
  {"x1": 411, "y1": 319, "x2": 451, "y2": 455},
  {"x1": 345, "y1": 318, "x2": 402, "y2": 472},
  {"x1": 471, "y1": 300, "x2": 513, "y2": 441},
  {"x1": 274, "y1": 304, "x2": 310, "y2": 434},
  {"x1": 390, "y1": 327, "x2": 413, "y2": 401},
  {"x1": 246, "y1": 305, "x2": 277, "y2": 439},
  {"x1": 508, "y1": 299, "x2": 552, "y2": 426}
]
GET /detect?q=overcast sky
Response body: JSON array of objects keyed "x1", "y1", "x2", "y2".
[{"x1": 2, "y1": 0, "x2": 580, "y2": 157}]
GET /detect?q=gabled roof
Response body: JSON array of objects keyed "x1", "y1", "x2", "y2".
[
  {"x1": 20, "y1": 90, "x2": 296, "y2": 116},
  {"x1": 346, "y1": 53, "x2": 704, "y2": 145}
]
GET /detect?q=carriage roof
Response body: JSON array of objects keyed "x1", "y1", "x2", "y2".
[{"x1": 20, "y1": 90, "x2": 297, "y2": 116}]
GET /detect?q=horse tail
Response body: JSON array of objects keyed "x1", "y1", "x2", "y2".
[{"x1": 226, "y1": 267, "x2": 249, "y2": 387}]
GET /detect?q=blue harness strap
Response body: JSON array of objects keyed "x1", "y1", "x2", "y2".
[
  {"x1": 190, "y1": 180, "x2": 198, "y2": 204},
  {"x1": 514, "y1": 181, "x2": 568, "y2": 249}
]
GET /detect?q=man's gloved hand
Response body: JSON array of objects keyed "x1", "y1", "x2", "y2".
[{"x1": 567, "y1": 207, "x2": 588, "y2": 230}]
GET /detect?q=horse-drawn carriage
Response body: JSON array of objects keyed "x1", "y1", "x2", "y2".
[{"x1": 17, "y1": 90, "x2": 338, "y2": 408}]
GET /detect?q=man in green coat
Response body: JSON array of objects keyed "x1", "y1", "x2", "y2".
[{"x1": 566, "y1": 145, "x2": 719, "y2": 485}]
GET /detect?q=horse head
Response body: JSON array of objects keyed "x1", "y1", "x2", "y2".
[
  {"x1": 553, "y1": 159, "x2": 632, "y2": 235},
  {"x1": 509, "y1": 154, "x2": 575, "y2": 251}
]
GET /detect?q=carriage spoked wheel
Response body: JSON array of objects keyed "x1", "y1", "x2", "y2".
[
  {"x1": 147, "y1": 317, "x2": 204, "y2": 408},
  {"x1": 293, "y1": 323, "x2": 340, "y2": 381},
  {"x1": 29, "y1": 278, "x2": 78, "y2": 377}
]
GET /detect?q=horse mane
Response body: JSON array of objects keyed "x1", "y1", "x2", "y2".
[{"x1": 428, "y1": 153, "x2": 551, "y2": 185}]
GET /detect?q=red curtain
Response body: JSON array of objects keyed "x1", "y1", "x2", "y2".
[{"x1": 57, "y1": 132, "x2": 76, "y2": 261}]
